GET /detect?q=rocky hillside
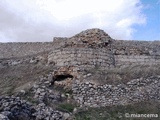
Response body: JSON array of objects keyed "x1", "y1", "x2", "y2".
[{"x1": 0, "y1": 28, "x2": 160, "y2": 120}]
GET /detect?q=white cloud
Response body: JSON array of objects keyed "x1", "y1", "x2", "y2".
[{"x1": 0, "y1": 0, "x2": 146, "y2": 42}]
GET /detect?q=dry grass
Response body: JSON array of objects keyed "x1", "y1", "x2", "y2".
[
  {"x1": 0, "y1": 62, "x2": 55, "y2": 96},
  {"x1": 87, "y1": 64, "x2": 160, "y2": 85},
  {"x1": 75, "y1": 100, "x2": 160, "y2": 120}
]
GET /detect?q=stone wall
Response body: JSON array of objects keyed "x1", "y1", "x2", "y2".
[
  {"x1": 0, "y1": 28, "x2": 160, "y2": 68},
  {"x1": 48, "y1": 48, "x2": 115, "y2": 69},
  {"x1": 115, "y1": 55, "x2": 160, "y2": 67},
  {"x1": 72, "y1": 76, "x2": 160, "y2": 107},
  {"x1": 112, "y1": 40, "x2": 160, "y2": 67},
  {"x1": 1, "y1": 28, "x2": 160, "y2": 109},
  {"x1": 0, "y1": 42, "x2": 56, "y2": 59},
  {"x1": 112, "y1": 40, "x2": 160, "y2": 55}
]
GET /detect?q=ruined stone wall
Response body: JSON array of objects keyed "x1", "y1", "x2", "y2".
[
  {"x1": 112, "y1": 40, "x2": 160, "y2": 67},
  {"x1": 1, "y1": 40, "x2": 160, "y2": 67},
  {"x1": 112, "y1": 40, "x2": 160, "y2": 55},
  {"x1": 72, "y1": 76, "x2": 160, "y2": 107},
  {"x1": 48, "y1": 48, "x2": 115, "y2": 69},
  {"x1": 0, "y1": 42, "x2": 56, "y2": 59},
  {"x1": 1, "y1": 28, "x2": 160, "y2": 68},
  {"x1": 114, "y1": 55, "x2": 160, "y2": 67}
]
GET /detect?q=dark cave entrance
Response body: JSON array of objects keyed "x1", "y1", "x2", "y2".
[
  {"x1": 54, "y1": 74, "x2": 73, "y2": 81},
  {"x1": 51, "y1": 74, "x2": 74, "y2": 85}
]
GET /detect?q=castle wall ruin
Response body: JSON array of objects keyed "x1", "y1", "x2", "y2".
[
  {"x1": 48, "y1": 48, "x2": 115, "y2": 69},
  {"x1": 0, "y1": 42, "x2": 55, "y2": 59},
  {"x1": 115, "y1": 55, "x2": 160, "y2": 67},
  {"x1": 72, "y1": 76, "x2": 160, "y2": 107},
  {"x1": 1, "y1": 28, "x2": 160, "y2": 107}
]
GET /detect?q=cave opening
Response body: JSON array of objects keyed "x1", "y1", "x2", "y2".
[
  {"x1": 54, "y1": 74, "x2": 73, "y2": 81},
  {"x1": 51, "y1": 74, "x2": 74, "y2": 85}
]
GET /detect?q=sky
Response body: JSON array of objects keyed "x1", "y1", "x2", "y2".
[{"x1": 0, "y1": 0, "x2": 159, "y2": 42}]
